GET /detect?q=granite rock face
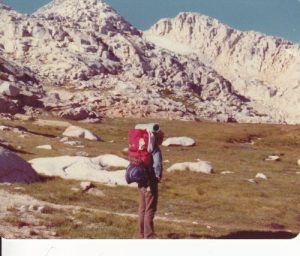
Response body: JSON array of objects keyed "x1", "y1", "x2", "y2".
[
  {"x1": 0, "y1": 1, "x2": 299, "y2": 123},
  {"x1": 146, "y1": 12, "x2": 300, "y2": 124}
]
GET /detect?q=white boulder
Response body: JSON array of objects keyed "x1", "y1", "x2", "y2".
[
  {"x1": 0, "y1": 147, "x2": 40, "y2": 183},
  {"x1": 255, "y1": 173, "x2": 268, "y2": 180},
  {"x1": 221, "y1": 171, "x2": 235, "y2": 175},
  {"x1": 297, "y1": 159, "x2": 300, "y2": 166},
  {"x1": 62, "y1": 125, "x2": 102, "y2": 141},
  {"x1": 265, "y1": 155, "x2": 280, "y2": 161},
  {"x1": 167, "y1": 160, "x2": 213, "y2": 174},
  {"x1": 29, "y1": 155, "x2": 131, "y2": 186},
  {"x1": 162, "y1": 137, "x2": 195, "y2": 147},
  {"x1": 80, "y1": 181, "x2": 94, "y2": 191},
  {"x1": 248, "y1": 179, "x2": 258, "y2": 184},
  {"x1": 0, "y1": 81, "x2": 20, "y2": 97},
  {"x1": 36, "y1": 145, "x2": 52, "y2": 150}
]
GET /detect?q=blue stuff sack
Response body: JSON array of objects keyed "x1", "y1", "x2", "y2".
[{"x1": 125, "y1": 164, "x2": 147, "y2": 184}]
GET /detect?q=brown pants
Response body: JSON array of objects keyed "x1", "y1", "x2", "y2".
[{"x1": 138, "y1": 184, "x2": 158, "y2": 239}]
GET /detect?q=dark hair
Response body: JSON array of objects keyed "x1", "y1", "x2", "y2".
[{"x1": 153, "y1": 124, "x2": 160, "y2": 132}]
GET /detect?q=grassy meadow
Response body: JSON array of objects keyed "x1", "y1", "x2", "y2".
[{"x1": 0, "y1": 116, "x2": 300, "y2": 238}]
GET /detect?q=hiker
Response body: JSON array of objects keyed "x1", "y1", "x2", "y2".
[
  {"x1": 137, "y1": 127, "x2": 163, "y2": 239},
  {"x1": 126, "y1": 123, "x2": 164, "y2": 238}
]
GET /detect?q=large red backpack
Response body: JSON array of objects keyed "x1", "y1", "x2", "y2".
[{"x1": 128, "y1": 128, "x2": 153, "y2": 167}]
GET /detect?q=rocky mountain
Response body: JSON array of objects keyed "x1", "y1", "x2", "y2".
[
  {"x1": 0, "y1": 0, "x2": 298, "y2": 123},
  {"x1": 0, "y1": 51, "x2": 43, "y2": 116},
  {"x1": 145, "y1": 12, "x2": 300, "y2": 124}
]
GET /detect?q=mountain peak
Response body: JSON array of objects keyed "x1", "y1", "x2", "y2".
[
  {"x1": 33, "y1": 0, "x2": 140, "y2": 36},
  {"x1": 35, "y1": 0, "x2": 110, "y2": 17}
]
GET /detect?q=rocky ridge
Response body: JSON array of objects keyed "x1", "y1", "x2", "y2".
[
  {"x1": 0, "y1": 1, "x2": 297, "y2": 123},
  {"x1": 0, "y1": 53, "x2": 43, "y2": 116},
  {"x1": 146, "y1": 12, "x2": 300, "y2": 124}
]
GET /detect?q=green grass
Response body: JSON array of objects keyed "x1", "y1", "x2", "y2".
[{"x1": 1, "y1": 116, "x2": 300, "y2": 238}]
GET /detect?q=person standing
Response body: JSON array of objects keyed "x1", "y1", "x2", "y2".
[{"x1": 138, "y1": 131, "x2": 163, "y2": 239}]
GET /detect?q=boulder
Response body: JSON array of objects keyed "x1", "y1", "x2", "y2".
[
  {"x1": 265, "y1": 155, "x2": 280, "y2": 161},
  {"x1": 86, "y1": 188, "x2": 105, "y2": 197},
  {"x1": 221, "y1": 171, "x2": 234, "y2": 175},
  {"x1": 36, "y1": 145, "x2": 52, "y2": 150},
  {"x1": 162, "y1": 137, "x2": 196, "y2": 147},
  {"x1": 59, "y1": 107, "x2": 90, "y2": 121},
  {"x1": 0, "y1": 147, "x2": 40, "y2": 183},
  {"x1": 297, "y1": 159, "x2": 300, "y2": 166},
  {"x1": 80, "y1": 181, "x2": 95, "y2": 191},
  {"x1": 255, "y1": 173, "x2": 268, "y2": 180},
  {"x1": 29, "y1": 155, "x2": 132, "y2": 186},
  {"x1": 0, "y1": 81, "x2": 20, "y2": 97},
  {"x1": 62, "y1": 125, "x2": 102, "y2": 141},
  {"x1": 167, "y1": 160, "x2": 213, "y2": 174}
]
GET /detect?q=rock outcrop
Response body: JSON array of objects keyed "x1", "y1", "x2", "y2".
[
  {"x1": 62, "y1": 125, "x2": 102, "y2": 141},
  {"x1": 146, "y1": 12, "x2": 300, "y2": 124},
  {"x1": 0, "y1": 56, "x2": 43, "y2": 115},
  {"x1": 29, "y1": 154, "x2": 131, "y2": 186},
  {"x1": 0, "y1": 0, "x2": 263, "y2": 123}
]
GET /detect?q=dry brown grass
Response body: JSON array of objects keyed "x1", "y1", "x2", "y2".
[{"x1": 1, "y1": 116, "x2": 300, "y2": 238}]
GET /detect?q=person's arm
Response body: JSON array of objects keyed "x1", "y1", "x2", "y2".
[{"x1": 152, "y1": 149, "x2": 163, "y2": 181}]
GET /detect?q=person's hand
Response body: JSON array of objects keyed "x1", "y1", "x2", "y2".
[{"x1": 156, "y1": 176, "x2": 161, "y2": 182}]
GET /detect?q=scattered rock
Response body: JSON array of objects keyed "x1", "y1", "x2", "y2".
[
  {"x1": 162, "y1": 137, "x2": 196, "y2": 147},
  {"x1": 63, "y1": 140, "x2": 82, "y2": 146},
  {"x1": 14, "y1": 187, "x2": 25, "y2": 191},
  {"x1": 86, "y1": 188, "x2": 105, "y2": 197},
  {"x1": 164, "y1": 159, "x2": 170, "y2": 163},
  {"x1": 221, "y1": 171, "x2": 235, "y2": 175},
  {"x1": 80, "y1": 181, "x2": 95, "y2": 192},
  {"x1": 36, "y1": 145, "x2": 53, "y2": 150},
  {"x1": 0, "y1": 125, "x2": 11, "y2": 131},
  {"x1": 248, "y1": 179, "x2": 258, "y2": 184},
  {"x1": 59, "y1": 107, "x2": 100, "y2": 121},
  {"x1": 122, "y1": 147, "x2": 128, "y2": 154},
  {"x1": 167, "y1": 160, "x2": 213, "y2": 174},
  {"x1": 63, "y1": 125, "x2": 102, "y2": 141},
  {"x1": 255, "y1": 173, "x2": 268, "y2": 180},
  {"x1": 265, "y1": 155, "x2": 280, "y2": 161},
  {"x1": 297, "y1": 159, "x2": 300, "y2": 166}
]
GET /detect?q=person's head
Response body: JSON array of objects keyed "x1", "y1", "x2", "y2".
[{"x1": 154, "y1": 130, "x2": 164, "y2": 148}]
